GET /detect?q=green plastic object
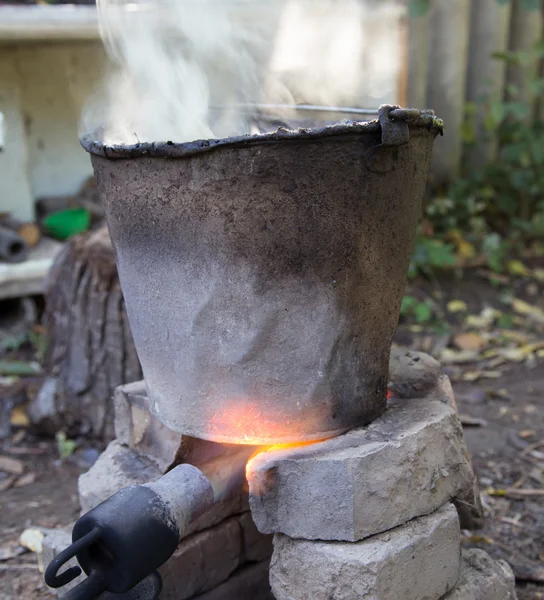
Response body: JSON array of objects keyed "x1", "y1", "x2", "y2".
[{"x1": 42, "y1": 208, "x2": 91, "y2": 240}]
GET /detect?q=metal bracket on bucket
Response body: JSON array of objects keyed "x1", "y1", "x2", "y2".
[
  {"x1": 378, "y1": 105, "x2": 412, "y2": 147},
  {"x1": 378, "y1": 105, "x2": 441, "y2": 147},
  {"x1": 365, "y1": 105, "x2": 428, "y2": 173}
]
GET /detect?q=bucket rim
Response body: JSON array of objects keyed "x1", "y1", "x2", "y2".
[{"x1": 80, "y1": 106, "x2": 443, "y2": 160}]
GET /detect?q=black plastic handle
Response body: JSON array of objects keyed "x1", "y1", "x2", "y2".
[
  {"x1": 59, "y1": 571, "x2": 107, "y2": 600},
  {"x1": 45, "y1": 527, "x2": 103, "y2": 589}
]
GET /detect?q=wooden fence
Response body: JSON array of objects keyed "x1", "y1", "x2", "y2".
[{"x1": 405, "y1": 0, "x2": 543, "y2": 186}]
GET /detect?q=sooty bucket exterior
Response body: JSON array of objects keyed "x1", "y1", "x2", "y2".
[{"x1": 82, "y1": 107, "x2": 443, "y2": 444}]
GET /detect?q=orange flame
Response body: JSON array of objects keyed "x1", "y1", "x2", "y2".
[
  {"x1": 207, "y1": 402, "x2": 327, "y2": 446},
  {"x1": 245, "y1": 438, "x2": 331, "y2": 484}
]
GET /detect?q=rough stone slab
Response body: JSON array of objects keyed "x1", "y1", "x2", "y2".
[
  {"x1": 390, "y1": 369, "x2": 484, "y2": 531},
  {"x1": 78, "y1": 440, "x2": 161, "y2": 514},
  {"x1": 114, "y1": 380, "x2": 181, "y2": 472},
  {"x1": 442, "y1": 549, "x2": 517, "y2": 600},
  {"x1": 270, "y1": 503, "x2": 461, "y2": 600},
  {"x1": 248, "y1": 399, "x2": 474, "y2": 541},
  {"x1": 193, "y1": 560, "x2": 273, "y2": 600},
  {"x1": 388, "y1": 348, "x2": 444, "y2": 400}
]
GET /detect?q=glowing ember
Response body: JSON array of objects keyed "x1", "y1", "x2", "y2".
[
  {"x1": 245, "y1": 438, "x2": 330, "y2": 484},
  {"x1": 207, "y1": 402, "x2": 325, "y2": 445}
]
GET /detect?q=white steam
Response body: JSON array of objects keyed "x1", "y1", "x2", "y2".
[{"x1": 85, "y1": 0, "x2": 405, "y2": 145}]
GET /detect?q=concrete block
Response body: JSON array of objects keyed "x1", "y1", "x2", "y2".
[
  {"x1": 193, "y1": 560, "x2": 273, "y2": 600},
  {"x1": 443, "y1": 549, "x2": 517, "y2": 600},
  {"x1": 160, "y1": 513, "x2": 273, "y2": 599},
  {"x1": 270, "y1": 503, "x2": 461, "y2": 600},
  {"x1": 160, "y1": 516, "x2": 242, "y2": 600},
  {"x1": 248, "y1": 399, "x2": 474, "y2": 541}
]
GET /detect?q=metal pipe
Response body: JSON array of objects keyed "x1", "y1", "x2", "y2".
[
  {"x1": 0, "y1": 225, "x2": 29, "y2": 264},
  {"x1": 45, "y1": 465, "x2": 214, "y2": 600},
  {"x1": 210, "y1": 103, "x2": 380, "y2": 116}
]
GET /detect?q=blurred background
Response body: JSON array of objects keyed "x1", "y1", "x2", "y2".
[{"x1": 0, "y1": 1, "x2": 543, "y2": 599}]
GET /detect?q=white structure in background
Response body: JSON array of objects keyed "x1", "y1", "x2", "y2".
[
  {"x1": 0, "y1": 111, "x2": 5, "y2": 152},
  {"x1": 0, "y1": 5, "x2": 105, "y2": 222},
  {"x1": 0, "y1": 2, "x2": 406, "y2": 223}
]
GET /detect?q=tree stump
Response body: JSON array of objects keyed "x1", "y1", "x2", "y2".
[{"x1": 29, "y1": 225, "x2": 142, "y2": 439}]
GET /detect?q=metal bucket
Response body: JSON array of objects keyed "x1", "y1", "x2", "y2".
[{"x1": 82, "y1": 106, "x2": 442, "y2": 444}]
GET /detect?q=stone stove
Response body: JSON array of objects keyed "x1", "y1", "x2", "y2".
[
  {"x1": 44, "y1": 350, "x2": 517, "y2": 600},
  {"x1": 44, "y1": 108, "x2": 516, "y2": 599}
]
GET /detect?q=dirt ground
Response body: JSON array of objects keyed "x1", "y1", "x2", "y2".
[{"x1": 0, "y1": 275, "x2": 543, "y2": 599}]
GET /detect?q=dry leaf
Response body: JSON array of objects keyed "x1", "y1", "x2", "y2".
[
  {"x1": 523, "y1": 341, "x2": 544, "y2": 353},
  {"x1": 532, "y1": 268, "x2": 544, "y2": 282},
  {"x1": 460, "y1": 415, "x2": 487, "y2": 427},
  {"x1": 447, "y1": 300, "x2": 468, "y2": 313},
  {"x1": 9, "y1": 406, "x2": 30, "y2": 427},
  {"x1": 465, "y1": 307, "x2": 500, "y2": 329},
  {"x1": 481, "y1": 371, "x2": 502, "y2": 379},
  {"x1": 488, "y1": 487, "x2": 544, "y2": 498},
  {"x1": 462, "y1": 371, "x2": 482, "y2": 382},
  {"x1": 15, "y1": 472, "x2": 36, "y2": 487},
  {"x1": 526, "y1": 282, "x2": 539, "y2": 296},
  {"x1": 484, "y1": 357, "x2": 507, "y2": 369},
  {"x1": 439, "y1": 348, "x2": 480, "y2": 364},
  {"x1": 11, "y1": 430, "x2": 26, "y2": 445},
  {"x1": 519, "y1": 430, "x2": 536, "y2": 439},
  {"x1": 0, "y1": 545, "x2": 27, "y2": 562},
  {"x1": 497, "y1": 330, "x2": 529, "y2": 344},
  {"x1": 0, "y1": 455, "x2": 24, "y2": 475},
  {"x1": 497, "y1": 348, "x2": 530, "y2": 362},
  {"x1": 19, "y1": 529, "x2": 45, "y2": 555},
  {"x1": 511, "y1": 298, "x2": 544, "y2": 325},
  {"x1": 454, "y1": 332, "x2": 487, "y2": 351},
  {"x1": 447, "y1": 230, "x2": 476, "y2": 260},
  {"x1": 461, "y1": 534, "x2": 494, "y2": 545},
  {"x1": 0, "y1": 476, "x2": 16, "y2": 492},
  {"x1": 507, "y1": 260, "x2": 531, "y2": 277}
]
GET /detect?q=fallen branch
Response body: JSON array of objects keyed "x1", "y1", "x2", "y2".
[{"x1": 486, "y1": 487, "x2": 544, "y2": 498}]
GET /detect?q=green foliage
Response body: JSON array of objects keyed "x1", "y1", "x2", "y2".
[
  {"x1": 29, "y1": 329, "x2": 48, "y2": 363},
  {"x1": 408, "y1": 0, "x2": 431, "y2": 18},
  {"x1": 400, "y1": 295, "x2": 433, "y2": 323},
  {"x1": 56, "y1": 431, "x2": 77, "y2": 460},
  {"x1": 412, "y1": 40, "x2": 544, "y2": 278},
  {"x1": 519, "y1": 0, "x2": 542, "y2": 11},
  {"x1": 408, "y1": 237, "x2": 457, "y2": 279}
]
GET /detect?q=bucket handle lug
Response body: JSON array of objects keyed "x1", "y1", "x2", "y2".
[{"x1": 378, "y1": 105, "x2": 412, "y2": 147}]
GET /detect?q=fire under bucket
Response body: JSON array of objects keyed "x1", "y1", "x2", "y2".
[{"x1": 82, "y1": 106, "x2": 443, "y2": 445}]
